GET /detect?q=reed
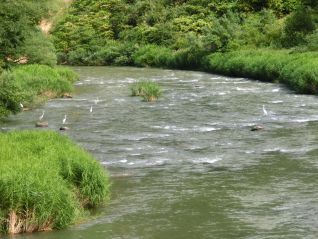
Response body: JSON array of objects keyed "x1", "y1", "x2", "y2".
[
  {"x1": 131, "y1": 81, "x2": 162, "y2": 102},
  {"x1": 0, "y1": 131, "x2": 110, "y2": 234}
]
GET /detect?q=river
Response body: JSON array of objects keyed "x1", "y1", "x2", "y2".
[{"x1": 2, "y1": 67, "x2": 318, "y2": 239}]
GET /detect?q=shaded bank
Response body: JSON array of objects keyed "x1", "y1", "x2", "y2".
[{"x1": 0, "y1": 131, "x2": 110, "y2": 234}]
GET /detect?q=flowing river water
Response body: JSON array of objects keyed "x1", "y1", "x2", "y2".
[{"x1": 2, "y1": 67, "x2": 318, "y2": 239}]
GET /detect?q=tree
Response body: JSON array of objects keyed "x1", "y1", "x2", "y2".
[{"x1": 0, "y1": 0, "x2": 56, "y2": 67}]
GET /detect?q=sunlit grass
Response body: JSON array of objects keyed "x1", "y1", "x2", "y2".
[
  {"x1": 204, "y1": 49, "x2": 318, "y2": 94},
  {"x1": 0, "y1": 130, "x2": 110, "y2": 234},
  {"x1": 131, "y1": 81, "x2": 162, "y2": 102}
]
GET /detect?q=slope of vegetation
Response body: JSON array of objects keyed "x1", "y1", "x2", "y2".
[
  {"x1": 0, "y1": 65, "x2": 78, "y2": 118},
  {"x1": 0, "y1": 131, "x2": 110, "y2": 234},
  {"x1": 0, "y1": 1, "x2": 78, "y2": 119},
  {"x1": 52, "y1": 0, "x2": 318, "y2": 93}
]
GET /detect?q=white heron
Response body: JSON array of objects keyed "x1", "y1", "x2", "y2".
[
  {"x1": 262, "y1": 105, "x2": 268, "y2": 116},
  {"x1": 39, "y1": 110, "x2": 45, "y2": 121},
  {"x1": 19, "y1": 103, "x2": 23, "y2": 108},
  {"x1": 62, "y1": 115, "x2": 67, "y2": 124},
  {"x1": 90, "y1": 105, "x2": 93, "y2": 113},
  {"x1": 94, "y1": 97, "x2": 99, "y2": 105}
]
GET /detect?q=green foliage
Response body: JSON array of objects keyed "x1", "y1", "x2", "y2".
[
  {"x1": 52, "y1": 0, "x2": 315, "y2": 67},
  {"x1": 0, "y1": 130, "x2": 110, "y2": 234},
  {"x1": 133, "y1": 45, "x2": 173, "y2": 67},
  {"x1": 0, "y1": 72, "x2": 24, "y2": 117},
  {"x1": 0, "y1": 0, "x2": 59, "y2": 68},
  {"x1": 20, "y1": 31, "x2": 57, "y2": 67},
  {"x1": 305, "y1": 30, "x2": 318, "y2": 51},
  {"x1": 0, "y1": 65, "x2": 78, "y2": 118},
  {"x1": 204, "y1": 49, "x2": 318, "y2": 94},
  {"x1": 281, "y1": 6, "x2": 316, "y2": 47},
  {"x1": 11, "y1": 65, "x2": 76, "y2": 97},
  {"x1": 51, "y1": 0, "x2": 318, "y2": 98},
  {"x1": 131, "y1": 81, "x2": 162, "y2": 102}
]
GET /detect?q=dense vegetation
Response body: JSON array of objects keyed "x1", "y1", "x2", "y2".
[
  {"x1": 52, "y1": 0, "x2": 318, "y2": 93},
  {"x1": 0, "y1": 131, "x2": 110, "y2": 234},
  {"x1": 0, "y1": 1, "x2": 78, "y2": 118},
  {"x1": 0, "y1": 2, "x2": 111, "y2": 236},
  {"x1": 0, "y1": 65, "x2": 77, "y2": 118}
]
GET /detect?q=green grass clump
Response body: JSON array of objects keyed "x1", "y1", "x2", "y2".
[
  {"x1": 131, "y1": 81, "x2": 162, "y2": 102},
  {"x1": 0, "y1": 131, "x2": 110, "y2": 234},
  {"x1": 0, "y1": 64, "x2": 78, "y2": 118},
  {"x1": 204, "y1": 49, "x2": 318, "y2": 94},
  {"x1": 11, "y1": 64, "x2": 78, "y2": 97}
]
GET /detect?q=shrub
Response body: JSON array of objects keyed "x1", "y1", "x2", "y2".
[
  {"x1": 0, "y1": 130, "x2": 110, "y2": 234},
  {"x1": 133, "y1": 45, "x2": 173, "y2": 68},
  {"x1": 0, "y1": 72, "x2": 24, "y2": 118},
  {"x1": 20, "y1": 31, "x2": 57, "y2": 67}
]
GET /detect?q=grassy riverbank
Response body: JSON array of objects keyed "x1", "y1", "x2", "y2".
[
  {"x1": 0, "y1": 64, "x2": 78, "y2": 118},
  {"x1": 51, "y1": 0, "x2": 318, "y2": 94},
  {"x1": 203, "y1": 49, "x2": 318, "y2": 94},
  {"x1": 0, "y1": 130, "x2": 110, "y2": 234}
]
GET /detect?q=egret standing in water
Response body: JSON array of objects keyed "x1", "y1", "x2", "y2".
[
  {"x1": 262, "y1": 105, "x2": 268, "y2": 116},
  {"x1": 94, "y1": 97, "x2": 99, "y2": 105},
  {"x1": 90, "y1": 105, "x2": 93, "y2": 113},
  {"x1": 39, "y1": 110, "x2": 45, "y2": 121},
  {"x1": 62, "y1": 114, "x2": 67, "y2": 124},
  {"x1": 36, "y1": 110, "x2": 48, "y2": 127},
  {"x1": 60, "y1": 115, "x2": 69, "y2": 131}
]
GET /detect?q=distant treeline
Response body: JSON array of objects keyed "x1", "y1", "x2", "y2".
[{"x1": 52, "y1": 0, "x2": 318, "y2": 66}]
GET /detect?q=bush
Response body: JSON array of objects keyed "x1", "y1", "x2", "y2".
[
  {"x1": 0, "y1": 72, "x2": 24, "y2": 118},
  {"x1": 20, "y1": 31, "x2": 57, "y2": 67},
  {"x1": 133, "y1": 45, "x2": 174, "y2": 68},
  {"x1": 0, "y1": 130, "x2": 110, "y2": 234}
]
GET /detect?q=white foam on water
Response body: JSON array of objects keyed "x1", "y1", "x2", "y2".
[
  {"x1": 245, "y1": 150, "x2": 255, "y2": 154},
  {"x1": 178, "y1": 79, "x2": 199, "y2": 83},
  {"x1": 236, "y1": 87, "x2": 259, "y2": 92},
  {"x1": 119, "y1": 159, "x2": 128, "y2": 163},
  {"x1": 271, "y1": 100, "x2": 284, "y2": 104},
  {"x1": 114, "y1": 98, "x2": 126, "y2": 102},
  {"x1": 272, "y1": 88, "x2": 280, "y2": 92},
  {"x1": 292, "y1": 118, "x2": 317, "y2": 123},
  {"x1": 195, "y1": 127, "x2": 220, "y2": 132},
  {"x1": 263, "y1": 147, "x2": 282, "y2": 152},
  {"x1": 192, "y1": 157, "x2": 222, "y2": 164}
]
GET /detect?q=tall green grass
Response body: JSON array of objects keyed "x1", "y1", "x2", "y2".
[
  {"x1": 131, "y1": 81, "x2": 162, "y2": 102},
  {"x1": 11, "y1": 64, "x2": 78, "y2": 97},
  {"x1": 0, "y1": 131, "x2": 110, "y2": 234},
  {"x1": 204, "y1": 49, "x2": 318, "y2": 94},
  {"x1": 0, "y1": 64, "x2": 78, "y2": 118}
]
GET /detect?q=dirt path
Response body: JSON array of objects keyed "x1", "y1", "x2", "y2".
[{"x1": 39, "y1": 0, "x2": 73, "y2": 34}]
